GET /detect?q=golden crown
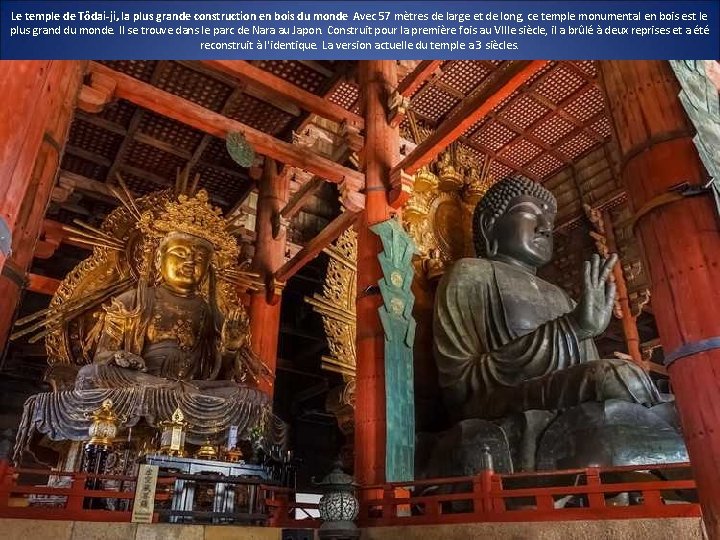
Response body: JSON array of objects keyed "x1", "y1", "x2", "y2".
[{"x1": 139, "y1": 190, "x2": 240, "y2": 267}]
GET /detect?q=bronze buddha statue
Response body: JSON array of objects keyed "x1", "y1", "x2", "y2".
[
  {"x1": 434, "y1": 176, "x2": 661, "y2": 420},
  {"x1": 426, "y1": 176, "x2": 686, "y2": 474}
]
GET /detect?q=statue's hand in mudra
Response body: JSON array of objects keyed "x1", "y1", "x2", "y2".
[
  {"x1": 221, "y1": 308, "x2": 246, "y2": 352},
  {"x1": 570, "y1": 253, "x2": 618, "y2": 340},
  {"x1": 112, "y1": 351, "x2": 147, "y2": 372}
]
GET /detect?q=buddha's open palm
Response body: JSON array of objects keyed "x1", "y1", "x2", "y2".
[
  {"x1": 221, "y1": 308, "x2": 246, "y2": 352},
  {"x1": 570, "y1": 253, "x2": 617, "y2": 340}
]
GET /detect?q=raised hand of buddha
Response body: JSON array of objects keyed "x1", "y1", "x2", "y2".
[
  {"x1": 221, "y1": 308, "x2": 246, "y2": 352},
  {"x1": 569, "y1": 253, "x2": 618, "y2": 340}
]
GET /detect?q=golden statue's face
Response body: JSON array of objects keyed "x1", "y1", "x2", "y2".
[{"x1": 158, "y1": 235, "x2": 212, "y2": 294}]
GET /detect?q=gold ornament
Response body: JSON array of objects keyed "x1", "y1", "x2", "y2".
[
  {"x1": 400, "y1": 110, "x2": 497, "y2": 279},
  {"x1": 305, "y1": 229, "x2": 357, "y2": 380},
  {"x1": 195, "y1": 438, "x2": 219, "y2": 460},
  {"x1": 139, "y1": 190, "x2": 240, "y2": 270},
  {"x1": 87, "y1": 399, "x2": 120, "y2": 446},
  {"x1": 158, "y1": 407, "x2": 189, "y2": 457}
]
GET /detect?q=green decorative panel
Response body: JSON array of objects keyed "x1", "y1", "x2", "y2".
[
  {"x1": 669, "y1": 61, "x2": 720, "y2": 215},
  {"x1": 370, "y1": 218, "x2": 418, "y2": 482}
]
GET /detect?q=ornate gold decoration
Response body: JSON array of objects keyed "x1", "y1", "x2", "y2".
[
  {"x1": 139, "y1": 190, "x2": 240, "y2": 268},
  {"x1": 223, "y1": 446, "x2": 244, "y2": 463},
  {"x1": 195, "y1": 438, "x2": 219, "y2": 460},
  {"x1": 158, "y1": 407, "x2": 189, "y2": 457},
  {"x1": 305, "y1": 229, "x2": 357, "y2": 379},
  {"x1": 401, "y1": 111, "x2": 495, "y2": 279},
  {"x1": 583, "y1": 203, "x2": 623, "y2": 319},
  {"x1": 11, "y1": 170, "x2": 265, "y2": 388},
  {"x1": 87, "y1": 399, "x2": 120, "y2": 446}
]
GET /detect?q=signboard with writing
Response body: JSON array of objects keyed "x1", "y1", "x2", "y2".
[{"x1": 131, "y1": 464, "x2": 159, "y2": 523}]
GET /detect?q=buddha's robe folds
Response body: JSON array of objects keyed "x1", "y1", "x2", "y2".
[{"x1": 433, "y1": 258, "x2": 660, "y2": 421}]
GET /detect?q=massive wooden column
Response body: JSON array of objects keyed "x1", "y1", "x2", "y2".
[
  {"x1": 249, "y1": 158, "x2": 289, "y2": 395},
  {"x1": 0, "y1": 61, "x2": 85, "y2": 349},
  {"x1": 601, "y1": 60, "x2": 720, "y2": 536},
  {"x1": 354, "y1": 61, "x2": 398, "y2": 486}
]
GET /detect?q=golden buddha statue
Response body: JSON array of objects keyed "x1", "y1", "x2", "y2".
[{"x1": 12, "y1": 174, "x2": 282, "y2": 461}]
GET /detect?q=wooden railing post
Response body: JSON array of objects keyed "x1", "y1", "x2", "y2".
[
  {"x1": 382, "y1": 486, "x2": 395, "y2": 522},
  {"x1": 473, "y1": 470, "x2": 493, "y2": 515},
  {"x1": 67, "y1": 472, "x2": 87, "y2": 513},
  {"x1": 585, "y1": 467, "x2": 605, "y2": 509},
  {"x1": 0, "y1": 461, "x2": 13, "y2": 510},
  {"x1": 489, "y1": 475, "x2": 505, "y2": 513}
]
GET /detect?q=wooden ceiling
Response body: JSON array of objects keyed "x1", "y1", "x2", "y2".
[{"x1": 53, "y1": 58, "x2": 648, "y2": 314}]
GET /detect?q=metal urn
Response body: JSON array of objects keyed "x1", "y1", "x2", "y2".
[{"x1": 314, "y1": 461, "x2": 360, "y2": 540}]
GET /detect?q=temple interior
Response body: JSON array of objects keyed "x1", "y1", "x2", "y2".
[{"x1": 0, "y1": 59, "x2": 719, "y2": 539}]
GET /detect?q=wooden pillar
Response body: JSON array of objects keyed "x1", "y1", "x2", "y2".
[
  {"x1": 0, "y1": 61, "x2": 85, "y2": 349},
  {"x1": 601, "y1": 60, "x2": 720, "y2": 537},
  {"x1": 602, "y1": 211, "x2": 643, "y2": 365},
  {"x1": 354, "y1": 61, "x2": 398, "y2": 486},
  {"x1": 249, "y1": 158, "x2": 289, "y2": 395}
]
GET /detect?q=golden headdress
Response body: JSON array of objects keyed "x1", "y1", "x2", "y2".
[{"x1": 138, "y1": 190, "x2": 240, "y2": 269}]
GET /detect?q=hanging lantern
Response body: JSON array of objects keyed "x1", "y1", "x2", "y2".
[
  {"x1": 87, "y1": 399, "x2": 120, "y2": 446},
  {"x1": 158, "y1": 408, "x2": 189, "y2": 457},
  {"x1": 314, "y1": 461, "x2": 360, "y2": 539},
  {"x1": 226, "y1": 132, "x2": 255, "y2": 167}
]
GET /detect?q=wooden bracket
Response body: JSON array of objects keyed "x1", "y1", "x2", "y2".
[
  {"x1": 271, "y1": 211, "x2": 291, "y2": 240},
  {"x1": 388, "y1": 91, "x2": 411, "y2": 128},
  {"x1": 78, "y1": 70, "x2": 116, "y2": 113},
  {"x1": 267, "y1": 277, "x2": 286, "y2": 305},
  {"x1": 340, "y1": 176, "x2": 366, "y2": 213},
  {"x1": 340, "y1": 121, "x2": 364, "y2": 154},
  {"x1": 388, "y1": 168, "x2": 414, "y2": 209}
]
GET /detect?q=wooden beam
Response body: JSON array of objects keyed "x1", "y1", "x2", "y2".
[
  {"x1": 89, "y1": 62, "x2": 364, "y2": 186},
  {"x1": 459, "y1": 135, "x2": 542, "y2": 183},
  {"x1": 107, "y1": 62, "x2": 168, "y2": 184},
  {"x1": 281, "y1": 176, "x2": 324, "y2": 220},
  {"x1": 75, "y1": 110, "x2": 127, "y2": 136},
  {"x1": 275, "y1": 211, "x2": 359, "y2": 283},
  {"x1": 65, "y1": 145, "x2": 112, "y2": 168},
  {"x1": 393, "y1": 60, "x2": 548, "y2": 175},
  {"x1": 397, "y1": 60, "x2": 443, "y2": 97},
  {"x1": 202, "y1": 60, "x2": 364, "y2": 129},
  {"x1": 27, "y1": 273, "x2": 60, "y2": 295},
  {"x1": 58, "y1": 170, "x2": 118, "y2": 201},
  {"x1": 177, "y1": 60, "x2": 301, "y2": 117}
]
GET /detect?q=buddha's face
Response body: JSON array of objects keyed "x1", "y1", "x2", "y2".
[
  {"x1": 491, "y1": 194, "x2": 555, "y2": 269},
  {"x1": 158, "y1": 234, "x2": 212, "y2": 294}
]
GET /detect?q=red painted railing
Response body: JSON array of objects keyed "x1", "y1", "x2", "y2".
[
  {"x1": 0, "y1": 461, "x2": 700, "y2": 527},
  {"x1": 0, "y1": 461, "x2": 318, "y2": 525},
  {"x1": 0, "y1": 461, "x2": 175, "y2": 522},
  {"x1": 265, "y1": 485, "x2": 321, "y2": 528},
  {"x1": 360, "y1": 462, "x2": 701, "y2": 526}
]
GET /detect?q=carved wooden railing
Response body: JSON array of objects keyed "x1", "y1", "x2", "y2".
[
  {"x1": 0, "y1": 461, "x2": 174, "y2": 522},
  {"x1": 0, "y1": 460, "x2": 318, "y2": 526},
  {"x1": 0, "y1": 461, "x2": 699, "y2": 527},
  {"x1": 359, "y1": 462, "x2": 701, "y2": 527}
]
